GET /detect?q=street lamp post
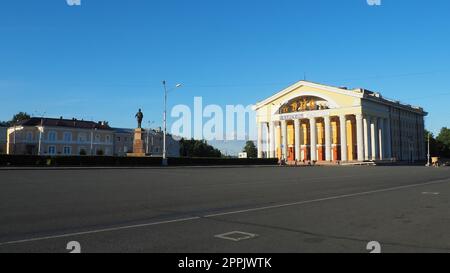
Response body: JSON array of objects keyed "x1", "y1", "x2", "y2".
[
  {"x1": 90, "y1": 127, "x2": 94, "y2": 156},
  {"x1": 13, "y1": 124, "x2": 16, "y2": 155},
  {"x1": 37, "y1": 112, "x2": 46, "y2": 156},
  {"x1": 12, "y1": 119, "x2": 20, "y2": 155},
  {"x1": 426, "y1": 132, "x2": 431, "y2": 167},
  {"x1": 38, "y1": 118, "x2": 44, "y2": 156},
  {"x1": 162, "y1": 81, "x2": 182, "y2": 166}
]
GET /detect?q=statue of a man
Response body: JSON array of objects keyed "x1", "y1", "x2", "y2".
[{"x1": 135, "y1": 109, "x2": 144, "y2": 129}]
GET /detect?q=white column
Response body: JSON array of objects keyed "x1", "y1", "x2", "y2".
[
  {"x1": 310, "y1": 118, "x2": 317, "y2": 161},
  {"x1": 340, "y1": 115, "x2": 348, "y2": 162},
  {"x1": 299, "y1": 120, "x2": 304, "y2": 147},
  {"x1": 294, "y1": 119, "x2": 301, "y2": 161},
  {"x1": 265, "y1": 123, "x2": 270, "y2": 158},
  {"x1": 281, "y1": 120, "x2": 288, "y2": 160},
  {"x1": 324, "y1": 116, "x2": 332, "y2": 162},
  {"x1": 364, "y1": 116, "x2": 371, "y2": 161},
  {"x1": 257, "y1": 122, "x2": 263, "y2": 158},
  {"x1": 269, "y1": 122, "x2": 276, "y2": 158},
  {"x1": 275, "y1": 122, "x2": 280, "y2": 159},
  {"x1": 356, "y1": 114, "x2": 364, "y2": 162},
  {"x1": 370, "y1": 117, "x2": 379, "y2": 160},
  {"x1": 378, "y1": 118, "x2": 384, "y2": 160},
  {"x1": 385, "y1": 118, "x2": 392, "y2": 159}
]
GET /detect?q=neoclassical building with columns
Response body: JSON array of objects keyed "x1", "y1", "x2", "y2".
[{"x1": 254, "y1": 81, "x2": 427, "y2": 163}]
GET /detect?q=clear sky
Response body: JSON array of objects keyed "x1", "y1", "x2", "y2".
[{"x1": 1, "y1": 0, "x2": 449, "y2": 138}]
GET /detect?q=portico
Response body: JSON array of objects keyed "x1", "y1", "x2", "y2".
[{"x1": 255, "y1": 81, "x2": 426, "y2": 163}]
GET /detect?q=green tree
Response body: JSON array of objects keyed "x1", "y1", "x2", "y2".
[
  {"x1": 436, "y1": 127, "x2": 450, "y2": 157},
  {"x1": 1, "y1": 112, "x2": 31, "y2": 127},
  {"x1": 11, "y1": 112, "x2": 31, "y2": 124},
  {"x1": 179, "y1": 138, "x2": 222, "y2": 158},
  {"x1": 243, "y1": 141, "x2": 257, "y2": 158},
  {"x1": 425, "y1": 128, "x2": 450, "y2": 158}
]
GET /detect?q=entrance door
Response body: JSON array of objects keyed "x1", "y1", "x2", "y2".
[{"x1": 288, "y1": 147, "x2": 295, "y2": 162}]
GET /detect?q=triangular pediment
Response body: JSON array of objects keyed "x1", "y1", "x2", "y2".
[{"x1": 254, "y1": 80, "x2": 364, "y2": 111}]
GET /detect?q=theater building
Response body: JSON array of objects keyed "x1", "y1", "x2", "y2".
[{"x1": 254, "y1": 81, "x2": 427, "y2": 162}]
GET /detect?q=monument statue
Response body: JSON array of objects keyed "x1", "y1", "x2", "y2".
[
  {"x1": 129, "y1": 108, "x2": 146, "y2": 157},
  {"x1": 135, "y1": 109, "x2": 144, "y2": 129}
]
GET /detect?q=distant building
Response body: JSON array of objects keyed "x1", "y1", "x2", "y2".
[
  {"x1": 112, "y1": 127, "x2": 180, "y2": 157},
  {"x1": 5, "y1": 117, "x2": 181, "y2": 157},
  {"x1": 147, "y1": 128, "x2": 180, "y2": 158},
  {"x1": 6, "y1": 117, "x2": 114, "y2": 156},
  {"x1": 238, "y1": 152, "x2": 248, "y2": 159},
  {"x1": 113, "y1": 128, "x2": 134, "y2": 156},
  {"x1": 0, "y1": 126, "x2": 7, "y2": 154}
]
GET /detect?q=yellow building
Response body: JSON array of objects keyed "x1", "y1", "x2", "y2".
[{"x1": 254, "y1": 81, "x2": 427, "y2": 163}]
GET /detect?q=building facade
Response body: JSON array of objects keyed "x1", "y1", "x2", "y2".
[
  {"x1": 254, "y1": 81, "x2": 427, "y2": 162},
  {"x1": 113, "y1": 128, "x2": 134, "y2": 156},
  {"x1": 6, "y1": 118, "x2": 114, "y2": 156},
  {"x1": 113, "y1": 127, "x2": 180, "y2": 157},
  {"x1": 0, "y1": 126, "x2": 7, "y2": 154}
]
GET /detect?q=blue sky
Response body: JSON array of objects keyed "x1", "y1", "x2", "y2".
[{"x1": 1, "y1": 0, "x2": 450, "y2": 141}]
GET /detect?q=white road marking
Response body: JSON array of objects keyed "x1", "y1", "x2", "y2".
[
  {"x1": 204, "y1": 178, "x2": 450, "y2": 218},
  {"x1": 0, "y1": 217, "x2": 200, "y2": 247},
  {"x1": 422, "y1": 192, "x2": 440, "y2": 195},
  {"x1": 0, "y1": 178, "x2": 449, "y2": 247},
  {"x1": 215, "y1": 231, "x2": 258, "y2": 242}
]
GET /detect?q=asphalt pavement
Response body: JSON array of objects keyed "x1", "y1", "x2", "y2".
[{"x1": 0, "y1": 166, "x2": 449, "y2": 253}]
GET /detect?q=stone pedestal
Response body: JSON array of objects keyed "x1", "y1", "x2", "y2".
[{"x1": 127, "y1": 128, "x2": 146, "y2": 157}]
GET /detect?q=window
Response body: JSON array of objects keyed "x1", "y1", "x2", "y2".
[
  {"x1": 26, "y1": 132, "x2": 33, "y2": 142},
  {"x1": 95, "y1": 134, "x2": 101, "y2": 142},
  {"x1": 106, "y1": 135, "x2": 111, "y2": 143},
  {"x1": 78, "y1": 133, "x2": 87, "y2": 142},
  {"x1": 63, "y1": 132, "x2": 72, "y2": 142},
  {"x1": 48, "y1": 131, "x2": 57, "y2": 142},
  {"x1": 48, "y1": 146, "x2": 56, "y2": 155},
  {"x1": 63, "y1": 146, "x2": 72, "y2": 155}
]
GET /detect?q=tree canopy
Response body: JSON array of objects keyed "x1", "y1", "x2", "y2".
[
  {"x1": 243, "y1": 141, "x2": 258, "y2": 158},
  {"x1": 0, "y1": 112, "x2": 31, "y2": 127},
  {"x1": 425, "y1": 128, "x2": 450, "y2": 158},
  {"x1": 179, "y1": 138, "x2": 222, "y2": 158}
]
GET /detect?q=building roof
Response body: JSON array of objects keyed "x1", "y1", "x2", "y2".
[
  {"x1": 254, "y1": 80, "x2": 426, "y2": 114},
  {"x1": 112, "y1": 128, "x2": 135, "y2": 134},
  {"x1": 17, "y1": 117, "x2": 113, "y2": 130}
]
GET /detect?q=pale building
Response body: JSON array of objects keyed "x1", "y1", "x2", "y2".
[
  {"x1": 113, "y1": 128, "x2": 134, "y2": 156},
  {"x1": 147, "y1": 128, "x2": 180, "y2": 157},
  {"x1": 7, "y1": 117, "x2": 114, "y2": 156},
  {"x1": 113, "y1": 127, "x2": 180, "y2": 157},
  {"x1": 254, "y1": 81, "x2": 427, "y2": 163},
  {"x1": 0, "y1": 126, "x2": 7, "y2": 154}
]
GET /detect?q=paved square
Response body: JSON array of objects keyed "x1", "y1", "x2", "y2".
[{"x1": 0, "y1": 166, "x2": 449, "y2": 253}]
